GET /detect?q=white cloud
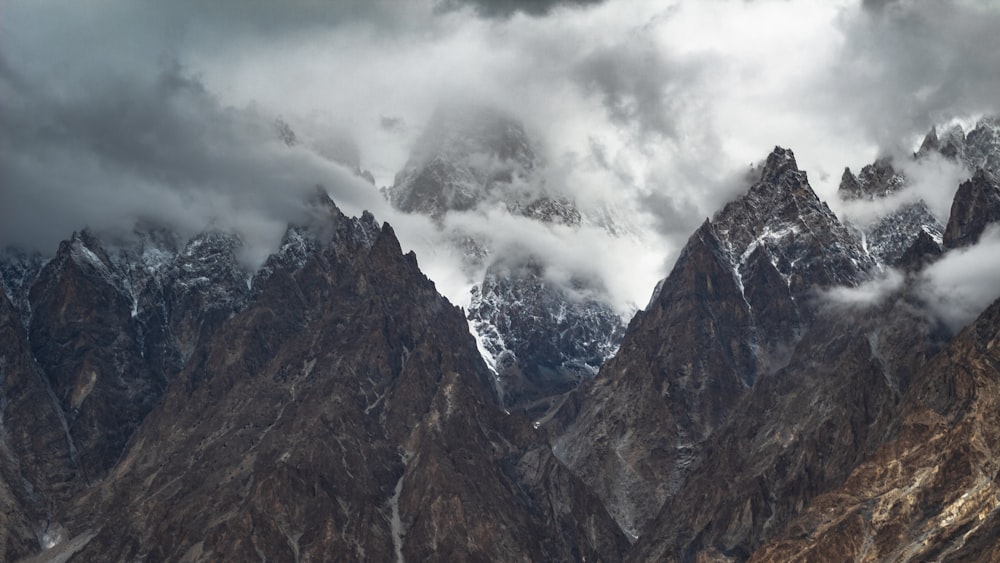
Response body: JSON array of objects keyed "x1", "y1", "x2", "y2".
[
  {"x1": 2, "y1": 0, "x2": 999, "y2": 315},
  {"x1": 918, "y1": 225, "x2": 1000, "y2": 331},
  {"x1": 822, "y1": 268, "x2": 905, "y2": 308}
]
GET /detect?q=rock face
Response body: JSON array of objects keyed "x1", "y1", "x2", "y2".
[
  {"x1": 943, "y1": 168, "x2": 1000, "y2": 249},
  {"x1": 49, "y1": 196, "x2": 626, "y2": 561},
  {"x1": 919, "y1": 116, "x2": 1000, "y2": 175},
  {"x1": 552, "y1": 147, "x2": 876, "y2": 538},
  {"x1": 620, "y1": 143, "x2": 1000, "y2": 561},
  {"x1": 864, "y1": 201, "x2": 943, "y2": 267},
  {"x1": 554, "y1": 220, "x2": 758, "y2": 539},
  {"x1": 26, "y1": 231, "x2": 166, "y2": 482},
  {"x1": 0, "y1": 223, "x2": 254, "y2": 555},
  {"x1": 838, "y1": 158, "x2": 905, "y2": 201},
  {"x1": 0, "y1": 279, "x2": 75, "y2": 559},
  {"x1": 627, "y1": 289, "x2": 946, "y2": 561},
  {"x1": 838, "y1": 157, "x2": 945, "y2": 269},
  {"x1": 468, "y1": 257, "x2": 625, "y2": 416},
  {"x1": 385, "y1": 103, "x2": 625, "y2": 414},
  {"x1": 134, "y1": 230, "x2": 250, "y2": 381},
  {"x1": 751, "y1": 296, "x2": 1000, "y2": 562}
]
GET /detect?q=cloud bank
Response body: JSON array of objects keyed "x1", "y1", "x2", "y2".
[{"x1": 2, "y1": 0, "x2": 999, "y2": 316}]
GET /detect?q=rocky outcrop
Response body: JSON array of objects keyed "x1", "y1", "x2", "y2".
[
  {"x1": 837, "y1": 157, "x2": 945, "y2": 268},
  {"x1": 52, "y1": 197, "x2": 627, "y2": 561},
  {"x1": 897, "y1": 228, "x2": 944, "y2": 272},
  {"x1": 135, "y1": 231, "x2": 250, "y2": 381},
  {"x1": 943, "y1": 168, "x2": 1000, "y2": 249},
  {"x1": 864, "y1": 201, "x2": 943, "y2": 267}
]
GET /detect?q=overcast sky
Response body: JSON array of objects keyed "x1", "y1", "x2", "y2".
[{"x1": 2, "y1": 0, "x2": 999, "y2": 316}]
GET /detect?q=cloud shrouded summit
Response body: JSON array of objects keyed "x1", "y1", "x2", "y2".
[{"x1": 2, "y1": 0, "x2": 998, "y2": 313}]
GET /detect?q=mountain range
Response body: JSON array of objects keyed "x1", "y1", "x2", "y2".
[{"x1": 2, "y1": 111, "x2": 1000, "y2": 562}]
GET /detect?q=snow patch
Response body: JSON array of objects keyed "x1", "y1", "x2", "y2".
[{"x1": 388, "y1": 450, "x2": 411, "y2": 563}]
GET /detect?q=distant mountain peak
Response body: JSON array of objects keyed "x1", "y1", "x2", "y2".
[
  {"x1": 839, "y1": 157, "x2": 905, "y2": 201},
  {"x1": 917, "y1": 115, "x2": 1000, "y2": 175},
  {"x1": 386, "y1": 103, "x2": 555, "y2": 221}
]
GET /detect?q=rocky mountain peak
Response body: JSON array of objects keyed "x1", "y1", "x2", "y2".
[
  {"x1": 917, "y1": 124, "x2": 964, "y2": 158},
  {"x1": 918, "y1": 116, "x2": 1000, "y2": 175},
  {"x1": 714, "y1": 147, "x2": 873, "y2": 301},
  {"x1": 838, "y1": 157, "x2": 904, "y2": 200},
  {"x1": 758, "y1": 146, "x2": 799, "y2": 184},
  {"x1": 468, "y1": 253, "x2": 625, "y2": 416}
]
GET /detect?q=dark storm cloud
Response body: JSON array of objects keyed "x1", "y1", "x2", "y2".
[
  {"x1": 4, "y1": 0, "x2": 999, "y2": 314},
  {"x1": 380, "y1": 116, "x2": 406, "y2": 133},
  {"x1": 437, "y1": 0, "x2": 606, "y2": 18},
  {"x1": 0, "y1": 54, "x2": 383, "y2": 264},
  {"x1": 860, "y1": 0, "x2": 897, "y2": 12},
  {"x1": 827, "y1": 0, "x2": 1000, "y2": 152},
  {"x1": 573, "y1": 42, "x2": 700, "y2": 139}
]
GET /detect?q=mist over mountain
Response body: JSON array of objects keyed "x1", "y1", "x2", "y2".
[{"x1": 4, "y1": 1, "x2": 1000, "y2": 561}]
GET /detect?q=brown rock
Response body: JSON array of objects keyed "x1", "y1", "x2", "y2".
[{"x1": 55, "y1": 201, "x2": 627, "y2": 561}]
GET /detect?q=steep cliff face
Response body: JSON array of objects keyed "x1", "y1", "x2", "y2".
[
  {"x1": 50, "y1": 197, "x2": 626, "y2": 562},
  {"x1": 751, "y1": 296, "x2": 1000, "y2": 563},
  {"x1": 553, "y1": 220, "x2": 757, "y2": 539},
  {"x1": 619, "y1": 144, "x2": 998, "y2": 561},
  {"x1": 135, "y1": 230, "x2": 250, "y2": 381},
  {"x1": 26, "y1": 231, "x2": 165, "y2": 482},
  {"x1": 943, "y1": 168, "x2": 1000, "y2": 249},
  {"x1": 0, "y1": 280, "x2": 73, "y2": 560}
]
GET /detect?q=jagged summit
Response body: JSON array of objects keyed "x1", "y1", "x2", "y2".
[
  {"x1": 836, "y1": 155, "x2": 945, "y2": 269},
  {"x1": 468, "y1": 253, "x2": 624, "y2": 415},
  {"x1": 838, "y1": 157, "x2": 905, "y2": 200},
  {"x1": 714, "y1": 146, "x2": 874, "y2": 299},
  {"x1": 552, "y1": 145, "x2": 877, "y2": 539},
  {"x1": 917, "y1": 115, "x2": 1000, "y2": 175},
  {"x1": 757, "y1": 145, "x2": 799, "y2": 184}
]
